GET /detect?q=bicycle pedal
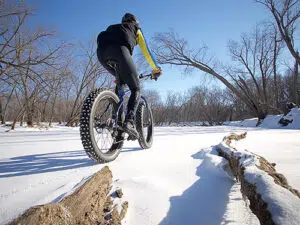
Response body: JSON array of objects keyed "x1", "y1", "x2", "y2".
[
  {"x1": 114, "y1": 139, "x2": 124, "y2": 144},
  {"x1": 127, "y1": 133, "x2": 139, "y2": 141},
  {"x1": 127, "y1": 136, "x2": 136, "y2": 141}
]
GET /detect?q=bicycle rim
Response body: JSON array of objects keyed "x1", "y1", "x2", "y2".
[{"x1": 90, "y1": 95, "x2": 118, "y2": 154}]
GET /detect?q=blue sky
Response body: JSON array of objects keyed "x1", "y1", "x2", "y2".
[{"x1": 27, "y1": 0, "x2": 270, "y2": 99}]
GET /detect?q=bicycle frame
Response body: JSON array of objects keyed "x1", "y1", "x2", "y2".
[
  {"x1": 100, "y1": 71, "x2": 153, "y2": 128},
  {"x1": 114, "y1": 88, "x2": 150, "y2": 127}
]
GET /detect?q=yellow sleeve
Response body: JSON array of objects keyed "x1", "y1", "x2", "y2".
[{"x1": 136, "y1": 29, "x2": 159, "y2": 70}]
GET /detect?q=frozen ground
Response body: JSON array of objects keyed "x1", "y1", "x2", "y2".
[{"x1": 0, "y1": 124, "x2": 299, "y2": 225}]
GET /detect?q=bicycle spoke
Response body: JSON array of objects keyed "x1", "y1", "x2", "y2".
[
  {"x1": 80, "y1": 90, "x2": 125, "y2": 163},
  {"x1": 100, "y1": 134, "x2": 106, "y2": 151}
]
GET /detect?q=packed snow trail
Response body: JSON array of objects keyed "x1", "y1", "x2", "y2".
[{"x1": 0, "y1": 126, "x2": 299, "y2": 225}]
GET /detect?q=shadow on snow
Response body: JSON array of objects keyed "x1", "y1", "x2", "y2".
[
  {"x1": 0, "y1": 150, "x2": 95, "y2": 178},
  {"x1": 159, "y1": 148, "x2": 234, "y2": 225},
  {"x1": 121, "y1": 147, "x2": 143, "y2": 152},
  {"x1": 0, "y1": 146, "x2": 145, "y2": 178}
]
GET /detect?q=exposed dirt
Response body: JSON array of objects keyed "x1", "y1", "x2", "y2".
[
  {"x1": 216, "y1": 133, "x2": 300, "y2": 225},
  {"x1": 258, "y1": 157, "x2": 300, "y2": 198},
  {"x1": 7, "y1": 166, "x2": 128, "y2": 225}
]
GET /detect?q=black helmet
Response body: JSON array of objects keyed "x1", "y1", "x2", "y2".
[{"x1": 122, "y1": 13, "x2": 138, "y2": 24}]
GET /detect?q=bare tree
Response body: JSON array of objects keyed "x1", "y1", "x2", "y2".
[
  {"x1": 152, "y1": 29, "x2": 280, "y2": 120},
  {"x1": 0, "y1": 1, "x2": 61, "y2": 79},
  {"x1": 0, "y1": 1, "x2": 31, "y2": 77},
  {"x1": 65, "y1": 40, "x2": 110, "y2": 126},
  {"x1": 256, "y1": 0, "x2": 300, "y2": 105},
  {"x1": 146, "y1": 86, "x2": 234, "y2": 125},
  {"x1": 256, "y1": 0, "x2": 300, "y2": 65},
  {"x1": 48, "y1": 67, "x2": 71, "y2": 126},
  {"x1": 270, "y1": 24, "x2": 284, "y2": 108},
  {"x1": 228, "y1": 24, "x2": 285, "y2": 115},
  {"x1": 0, "y1": 82, "x2": 16, "y2": 124},
  {"x1": 0, "y1": 0, "x2": 68, "y2": 127},
  {"x1": 292, "y1": 56, "x2": 300, "y2": 104}
]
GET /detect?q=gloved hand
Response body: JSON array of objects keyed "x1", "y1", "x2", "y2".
[{"x1": 152, "y1": 67, "x2": 162, "y2": 81}]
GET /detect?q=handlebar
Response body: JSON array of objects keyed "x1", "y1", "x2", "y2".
[{"x1": 139, "y1": 73, "x2": 156, "y2": 80}]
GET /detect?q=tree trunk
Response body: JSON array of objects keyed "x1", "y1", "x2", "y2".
[
  {"x1": 41, "y1": 94, "x2": 51, "y2": 122},
  {"x1": 26, "y1": 108, "x2": 34, "y2": 127},
  {"x1": 37, "y1": 109, "x2": 41, "y2": 126},
  {"x1": 20, "y1": 114, "x2": 25, "y2": 127},
  {"x1": 26, "y1": 98, "x2": 37, "y2": 127},
  {"x1": 229, "y1": 107, "x2": 233, "y2": 121},
  {"x1": 0, "y1": 97, "x2": 4, "y2": 124},
  {"x1": 12, "y1": 110, "x2": 25, "y2": 130},
  {"x1": 273, "y1": 35, "x2": 279, "y2": 108},
  {"x1": 66, "y1": 116, "x2": 78, "y2": 127},
  {"x1": 12, "y1": 119, "x2": 17, "y2": 130},
  {"x1": 1, "y1": 85, "x2": 16, "y2": 124},
  {"x1": 292, "y1": 57, "x2": 299, "y2": 105},
  {"x1": 49, "y1": 94, "x2": 58, "y2": 127}
]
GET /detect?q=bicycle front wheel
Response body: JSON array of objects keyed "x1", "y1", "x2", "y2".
[
  {"x1": 80, "y1": 89, "x2": 124, "y2": 163},
  {"x1": 136, "y1": 98, "x2": 154, "y2": 149}
]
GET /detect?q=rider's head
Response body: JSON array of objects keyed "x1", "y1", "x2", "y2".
[{"x1": 122, "y1": 13, "x2": 139, "y2": 26}]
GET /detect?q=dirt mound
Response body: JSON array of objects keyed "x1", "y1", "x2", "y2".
[{"x1": 8, "y1": 166, "x2": 127, "y2": 225}]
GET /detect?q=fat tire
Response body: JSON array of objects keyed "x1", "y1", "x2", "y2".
[
  {"x1": 136, "y1": 101, "x2": 154, "y2": 149},
  {"x1": 80, "y1": 89, "x2": 123, "y2": 163}
]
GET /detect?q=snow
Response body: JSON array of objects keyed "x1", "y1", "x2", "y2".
[
  {"x1": 235, "y1": 130, "x2": 300, "y2": 189},
  {"x1": 0, "y1": 119, "x2": 299, "y2": 224},
  {"x1": 218, "y1": 138, "x2": 300, "y2": 225},
  {"x1": 227, "y1": 108, "x2": 300, "y2": 129},
  {"x1": 226, "y1": 118, "x2": 258, "y2": 127},
  {"x1": 284, "y1": 108, "x2": 300, "y2": 129}
]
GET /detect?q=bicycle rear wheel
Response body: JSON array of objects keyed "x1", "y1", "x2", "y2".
[
  {"x1": 136, "y1": 99, "x2": 154, "y2": 149},
  {"x1": 80, "y1": 89, "x2": 124, "y2": 163}
]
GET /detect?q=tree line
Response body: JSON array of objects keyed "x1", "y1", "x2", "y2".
[
  {"x1": 0, "y1": 0, "x2": 299, "y2": 128},
  {"x1": 0, "y1": 1, "x2": 113, "y2": 128},
  {"x1": 152, "y1": 0, "x2": 300, "y2": 123}
]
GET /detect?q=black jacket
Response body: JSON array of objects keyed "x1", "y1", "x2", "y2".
[{"x1": 97, "y1": 22, "x2": 139, "y2": 55}]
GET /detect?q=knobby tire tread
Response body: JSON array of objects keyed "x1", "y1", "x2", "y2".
[
  {"x1": 136, "y1": 102, "x2": 154, "y2": 149},
  {"x1": 80, "y1": 89, "x2": 123, "y2": 163}
]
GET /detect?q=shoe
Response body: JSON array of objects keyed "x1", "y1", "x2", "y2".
[
  {"x1": 123, "y1": 119, "x2": 139, "y2": 140},
  {"x1": 114, "y1": 130, "x2": 125, "y2": 143}
]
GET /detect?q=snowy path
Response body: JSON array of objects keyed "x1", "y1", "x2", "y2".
[{"x1": 0, "y1": 126, "x2": 299, "y2": 225}]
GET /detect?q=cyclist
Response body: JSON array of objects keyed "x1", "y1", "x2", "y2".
[{"x1": 97, "y1": 13, "x2": 162, "y2": 139}]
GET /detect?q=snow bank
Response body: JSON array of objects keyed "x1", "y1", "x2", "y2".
[
  {"x1": 216, "y1": 133, "x2": 300, "y2": 225},
  {"x1": 225, "y1": 118, "x2": 258, "y2": 127},
  {"x1": 0, "y1": 123, "x2": 79, "y2": 133},
  {"x1": 158, "y1": 121, "x2": 211, "y2": 127},
  {"x1": 282, "y1": 108, "x2": 300, "y2": 129},
  {"x1": 227, "y1": 108, "x2": 300, "y2": 129},
  {"x1": 157, "y1": 108, "x2": 300, "y2": 129}
]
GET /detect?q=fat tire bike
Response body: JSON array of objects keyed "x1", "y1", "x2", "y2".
[{"x1": 80, "y1": 62, "x2": 154, "y2": 163}]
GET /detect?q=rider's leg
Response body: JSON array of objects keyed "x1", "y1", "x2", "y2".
[
  {"x1": 117, "y1": 46, "x2": 141, "y2": 121},
  {"x1": 97, "y1": 47, "x2": 116, "y2": 75},
  {"x1": 112, "y1": 46, "x2": 140, "y2": 138},
  {"x1": 97, "y1": 45, "x2": 140, "y2": 138},
  {"x1": 97, "y1": 46, "x2": 125, "y2": 125},
  {"x1": 114, "y1": 83, "x2": 126, "y2": 125},
  {"x1": 97, "y1": 46, "x2": 140, "y2": 117}
]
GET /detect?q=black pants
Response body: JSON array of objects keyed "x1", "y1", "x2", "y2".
[{"x1": 97, "y1": 45, "x2": 140, "y2": 120}]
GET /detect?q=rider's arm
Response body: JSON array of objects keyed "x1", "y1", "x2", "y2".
[{"x1": 136, "y1": 29, "x2": 160, "y2": 71}]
